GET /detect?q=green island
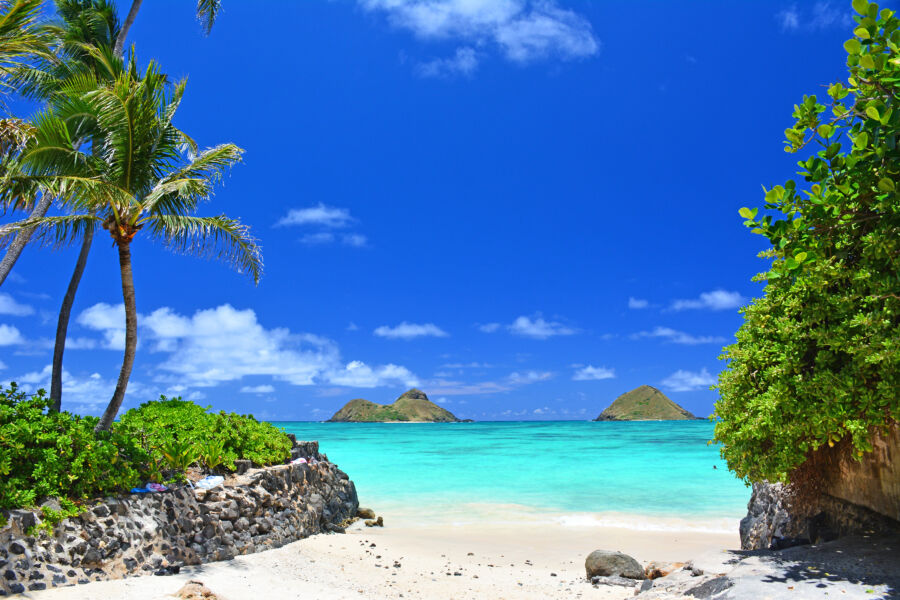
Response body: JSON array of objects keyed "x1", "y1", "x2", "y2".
[
  {"x1": 328, "y1": 389, "x2": 460, "y2": 422},
  {"x1": 594, "y1": 385, "x2": 697, "y2": 421}
]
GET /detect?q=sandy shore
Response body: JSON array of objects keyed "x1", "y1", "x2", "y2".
[{"x1": 29, "y1": 508, "x2": 739, "y2": 600}]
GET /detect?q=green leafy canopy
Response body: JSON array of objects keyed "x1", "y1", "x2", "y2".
[{"x1": 714, "y1": 0, "x2": 900, "y2": 484}]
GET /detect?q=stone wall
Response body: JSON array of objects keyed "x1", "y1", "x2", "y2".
[{"x1": 0, "y1": 441, "x2": 358, "y2": 596}]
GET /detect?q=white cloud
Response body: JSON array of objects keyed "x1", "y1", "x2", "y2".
[
  {"x1": 342, "y1": 233, "x2": 368, "y2": 247},
  {"x1": 327, "y1": 360, "x2": 419, "y2": 388},
  {"x1": 300, "y1": 232, "x2": 336, "y2": 245},
  {"x1": 360, "y1": 0, "x2": 599, "y2": 65},
  {"x1": 441, "y1": 361, "x2": 492, "y2": 369},
  {"x1": 374, "y1": 322, "x2": 449, "y2": 340},
  {"x1": 508, "y1": 315, "x2": 577, "y2": 339},
  {"x1": 670, "y1": 290, "x2": 746, "y2": 311},
  {"x1": 76, "y1": 303, "x2": 126, "y2": 349},
  {"x1": 418, "y1": 46, "x2": 479, "y2": 77},
  {"x1": 75, "y1": 302, "x2": 420, "y2": 390},
  {"x1": 634, "y1": 327, "x2": 726, "y2": 346},
  {"x1": 0, "y1": 324, "x2": 24, "y2": 345},
  {"x1": 507, "y1": 370, "x2": 553, "y2": 384},
  {"x1": 572, "y1": 365, "x2": 615, "y2": 381},
  {"x1": 661, "y1": 368, "x2": 716, "y2": 392},
  {"x1": 478, "y1": 322, "x2": 501, "y2": 333},
  {"x1": 277, "y1": 203, "x2": 353, "y2": 228},
  {"x1": 776, "y1": 6, "x2": 800, "y2": 30},
  {"x1": 627, "y1": 297, "x2": 649, "y2": 310},
  {"x1": 240, "y1": 384, "x2": 275, "y2": 394},
  {"x1": 0, "y1": 293, "x2": 34, "y2": 316}
]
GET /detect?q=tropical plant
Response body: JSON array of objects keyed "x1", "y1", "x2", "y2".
[
  {"x1": 6, "y1": 60, "x2": 261, "y2": 431},
  {"x1": 713, "y1": 0, "x2": 900, "y2": 486},
  {"x1": 114, "y1": 0, "x2": 221, "y2": 56},
  {"x1": 198, "y1": 438, "x2": 226, "y2": 473},
  {"x1": 160, "y1": 437, "x2": 199, "y2": 473}
]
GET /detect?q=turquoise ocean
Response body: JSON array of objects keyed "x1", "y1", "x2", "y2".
[{"x1": 276, "y1": 421, "x2": 750, "y2": 533}]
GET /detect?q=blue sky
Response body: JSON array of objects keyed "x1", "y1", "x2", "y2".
[{"x1": 0, "y1": 0, "x2": 855, "y2": 420}]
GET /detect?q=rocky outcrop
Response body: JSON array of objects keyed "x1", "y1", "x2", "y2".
[
  {"x1": 585, "y1": 549, "x2": 645, "y2": 580},
  {"x1": 740, "y1": 481, "x2": 900, "y2": 550},
  {"x1": 0, "y1": 441, "x2": 358, "y2": 595},
  {"x1": 594, "y1": 386, "x2": 697, "y2": 421},
  {"x1": 328, "y1": 389, "x2": 459, "y2": 422}
]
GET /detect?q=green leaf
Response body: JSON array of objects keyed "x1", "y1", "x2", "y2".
[
  {"x1": 794, "y1": 251, "x2": 808, "y2": 263},
  {"x1": 739, "y1": 207, "x2": 756, "y2": 220},
  {"x1": 854, "y1": 131, "x2": 870, "y2": 149},
  {"x1": 854, "y1": 27, "x2": 871, "y2": 39},
  {"x1": 866, "y1": 106, "x2": 881, "y2": 121},
  {"x1": 845, "y1": 38, "x2": 862, "y2": 54},
  {"x1": 852, "y1": 0, "x2": 869, "y2": 14},
  {"x1": 877, "y1": 177, "x2": 895, "y2": 191},
  {"x1": 860, "y1": 54, "x2": 876, "y2": 69}
]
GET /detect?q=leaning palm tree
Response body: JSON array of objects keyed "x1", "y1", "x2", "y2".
[
  {"x1": 115, "y1": 0, "x2": 220, "y2": 56},
  {"x1": 11, "y1": 0, "x2": 125, "y2": 411},
  {"x1": 10, "y1": 60, "x2": 261, "y2": 431}
]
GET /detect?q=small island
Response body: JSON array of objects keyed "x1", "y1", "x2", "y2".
[
  {"x1": 594, "y1": 385, "x2": 697, "y2": 421},
  {"x1": 328, "y1": 388, "x2": 460, "y2": 422}
]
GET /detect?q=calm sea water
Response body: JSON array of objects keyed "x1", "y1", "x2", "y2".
[{"x1": 275, "y1": 421, "x2": 750, "y2": 529}]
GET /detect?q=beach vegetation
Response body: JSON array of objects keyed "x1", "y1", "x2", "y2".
[
  {"x1": 0, "y1": 384, "x2": 292, "y2": 512},
  {"x1": 714, "y1": 0, "x2": 900, "y2": 485}
]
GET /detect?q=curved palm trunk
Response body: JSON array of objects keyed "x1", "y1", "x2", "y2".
[
  {"x1": 113, "y1": 0, "x2": 142, "y2": 57},
  {"x1": 95, "y1": 240, "x2": 136, "y2": 432},
  {"x1": 0, "y1": 192, "x2": 53, "y2": 287},
  {"x1": 49, "y1": 223, "x2": 95, "y2": 412}
]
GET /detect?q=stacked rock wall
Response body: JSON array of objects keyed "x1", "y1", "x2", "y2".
[{"x1": 0, "y1": 441, "x2": 358, "y2": 595}]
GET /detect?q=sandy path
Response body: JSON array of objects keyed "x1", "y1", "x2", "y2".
[{"x1": 27, "y1": 515, "x2": 738, "y2": 600}]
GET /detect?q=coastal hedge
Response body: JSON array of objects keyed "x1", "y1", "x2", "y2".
[
  {"x1": 0, "y1": 386, "x2": 293, "y2": 512},
  {"x1": 713, "y1": 0, "x2": 900, "y2": 484}
]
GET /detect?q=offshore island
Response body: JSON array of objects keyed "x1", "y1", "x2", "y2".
[
  {"x1": 328, "y1": 388, "x2": 461, "y2": 422},
  {"x1": 594, "y1": 385, "x2": 698, "y2": 421}
]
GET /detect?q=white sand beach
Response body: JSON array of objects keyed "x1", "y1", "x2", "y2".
[{"x1": 30, "y1": 510, "x2": 738, "y2": 600}]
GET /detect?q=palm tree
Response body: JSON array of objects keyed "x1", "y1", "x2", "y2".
[
  {"x1": 114, "y1": 0, "x2": 221, "y2": 56},
  {"x1": 11, "y1": 0, "x2": 124, "y2": 411},
  {"x1": 9, "y1": 60, "x2": 261, "y2": 430}
]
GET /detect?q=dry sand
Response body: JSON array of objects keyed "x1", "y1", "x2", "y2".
[{"x1": 28, "y1": 508, "x2": 739, "y2": 600}]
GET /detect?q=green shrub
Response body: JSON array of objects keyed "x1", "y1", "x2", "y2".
[
  {"x1": 714, "y1": 1, "x2": 900, "y2": 484},
  {"x1": 116, "y1": 397, "x2": 292, "y2": 470},
  {"x1": 0, "y1": 384, "x2": 146, "y2": 510}
]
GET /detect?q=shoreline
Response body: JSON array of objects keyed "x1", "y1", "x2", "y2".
[{"x1": 34, "y1": 510, "x2": 738, "y2": 600}]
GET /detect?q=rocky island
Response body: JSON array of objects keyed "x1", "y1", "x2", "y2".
[
  {"x1": 328, "y1": 389, "x2": 459, "y2": 422},
  {"x1": 594, "y1": 385, "x2": 698, "y2": 421}
]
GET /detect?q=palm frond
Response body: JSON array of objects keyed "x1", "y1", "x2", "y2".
[
  {"x1": 141, "y1": 143, "x2": 243, "y2": 215},
  {"x1": 0, "y1": 0, "x2": 52, "y2": 98},
  {"x1": 196, "y1": 0, "x2": 221, "y2": 35},
  {"x1": 145, "y1": 213, "x2": 262, "y2": 284},
  {"x1": 0, "y1": 212, "x2": 100, "y2": 250}
]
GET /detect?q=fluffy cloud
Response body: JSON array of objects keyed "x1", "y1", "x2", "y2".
[
  {"x1": 627, "y1": 297, "x2": 649, "y2": 309},
  {"x1": 342, "y1": 234, "x2": 368, "y2": 247},
  {"x1": 300, "y1": 232, "x2": 336, "y2": 245},
  {"x1": 478, "y1": 322, "x2": 501, "y2": 333},
  {"x1": 661, "y1": 368, "x2": 716, "y2": 392},
  {"x1": 75, "y1": 303, "x2": 418, "y2": 390},
  {"x1": 0, "y1": 324, "x2": 24, "y2": 345},
  {"x1": 240, "y1": 385, "x2": 275, "y2": 394},
  {"x1": 572, "y1": 365, "x2": 615, "y2": 381},
  {"x1": 633, "y1": 327, "x2": 726, "y2": 345},
  {"x1": 418, "y1": 46, "x2": 478, "y2": 77},
  {"x1": 508, "y1": 315, "x2": 577, "y2": 339},
  {"x1": 277, "y1": 203, "x2": 353, "y2": 228},
  {"x1": 76, "y1": 303, "x2": 126, "y2": 349},
  {"x1": 670, "y1": 290, "x2": 745, "y2": 311},
  {"x1": 0, "y1": 293, "x2": 34, "y2": 316},
  {"x1": 374, "y1": 322, "x2": 449, "y2": 339},
  {"x1": 359, "y1": 0, "x2": 598, "y2": 68}
]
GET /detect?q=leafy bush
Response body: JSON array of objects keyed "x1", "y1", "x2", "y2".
[
  {"x1": 0, "y1": 388, "x2": 292, "y2": 511},
  {"x1": 116, "y1": 397, "x2": 292, "y2": 471},
  {"x1": 714, "y1": 0, "x2": 900, "y2": 484},
  {"x1": 0, "y1": 384, "x2": 146, "y2": 510}
]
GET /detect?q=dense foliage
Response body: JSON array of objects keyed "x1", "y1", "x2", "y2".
[
  {"x1": 0, "y1": 383, "x2": 145, "y2": 511},
  {"x1": 0, "y1": 385, "x2": 292, "y2": 512},
  {"x1": 714, "y1": 0, "x2": 900, "y2": 484},
  {"x1": 117, "y1": 397, "x2": 292, "y2": 471}
]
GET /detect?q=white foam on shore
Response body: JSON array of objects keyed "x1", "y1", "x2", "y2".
[{"x1": 373, "y1": 500, "x2": 740, "y2": 535}]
